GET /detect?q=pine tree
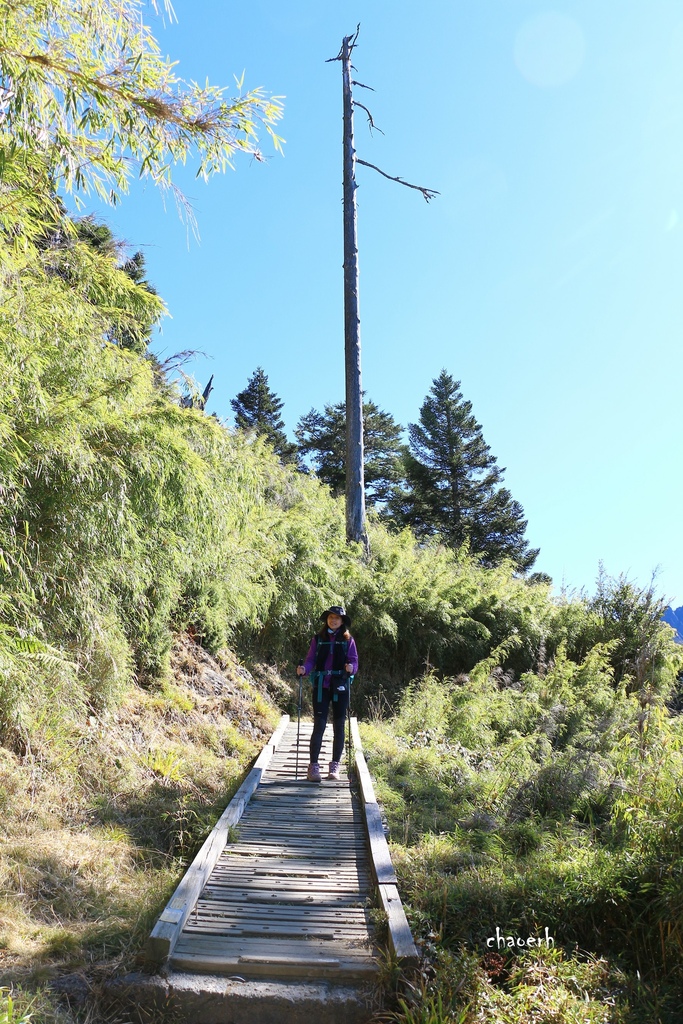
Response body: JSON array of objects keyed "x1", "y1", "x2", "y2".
[
  {"x1": 230, "y1": 368, "x2": 297, "y2": 463},
  {"x1": 38, "y1": 213, "x2": 161, "y2": 355},
  {"x1": 295, "y1": 399, "x2": 406, "y2": 509},
  {"x1": 392, "y1": 370, "x2": 539, "y2": 571}
]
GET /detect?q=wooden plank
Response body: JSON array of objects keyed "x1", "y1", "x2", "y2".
[
  {"x1": 202, "y1": 880, "x2": 369, "y2": 895},
  {"x1": 211, "y1": 864, "x2": 367, "y2": 876},
  {"x1": 190, "y1": 917, "x2": 368, "y2": 931},
  {"x1": 187, "y1": 923, "x2": 370, "y2": 937},
  {"x1": 197, "y1": 888, "x2": 370, "y2": 905},
  {"x1": 215, "y1": 864, "x2": 366, "y2": 872},
  {"x1": 239, "y1": 955, "x2": 340, "y2": 967},
  {"x1": 348, "y1": 720, "x2": 395, "y2": 883},
  {"x1": 234, "y1": 833, "x2": 365, "y2": 845},
  {"x1": 192, "y1": 901, "x2": 369, "y2": 914},
  {"x1": 350, "y1": 717, "x2": 377, "y2": 803},
  {"x1": 243, "y1": 806, "x2": 362, "y2": 817},
  {"x1": 187, "y1": 916, "x2": 370, "y2": 931},
  {"x1": 235, "y1": 821, "x2": 364, "y2": 833},
  {"x1": 350, "y1": 717, "x2": 418, "y2": 966},
  {"x1": 146, "y1": 714, "x2": 290, "y2": 964},
  {"x1": 207, "y1": 868, "x2": 370, "y2": 882},
  {"x1": 254, "y1": 800, "x2": 357, "y2": 808},
  {"x1": 169, "y1": 951, "x2": 375, "y2": 979},
  {"x1": 185, "y1": 925, "x2": 343, "y2": 939},
  {"x1": 237, "y1": 822, "x2": 365, "y2": 833},
  {"x1": 174, "y1": 935, "x2": 372, "y2": 956},
  {"x1": 220, "y1": 852, "x2": 358, "y2": 863},
  {"x1": 219, "y1": 851, "x2": 355, "y2": 860},
  {"x1": 378, "y1": 884, "x2": 419, "y2": 966},
  {"x1": 189, "y1": 917, "x2": 370, "y2": 933},
  {"x1": 226, "y1": 840, "x2": 366, "y2": 853},
  {"x1": 186, "y1": 918, "x2": 368, "y2": 932},
  {"x1": 225, "y1": 847, "x2": 360, "y2": 860},
  {"x1": 363, "y1": 801, "x2": 397, "y2": 885},
  {"x1": 206, "y1": 891, "x2": 368, "y2": 907}
]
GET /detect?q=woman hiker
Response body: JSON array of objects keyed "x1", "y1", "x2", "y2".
[{"x1": 297, "y1": 605, "x2": 358, "y2": 782}]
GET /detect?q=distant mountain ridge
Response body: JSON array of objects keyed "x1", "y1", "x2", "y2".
[{"x1": 663, "y1": 606, "x2": 683, "y2": 644}]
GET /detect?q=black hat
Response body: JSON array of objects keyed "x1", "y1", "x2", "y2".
[{"x1": 319, "y1": 605, "x2": 351, "y2": 628}]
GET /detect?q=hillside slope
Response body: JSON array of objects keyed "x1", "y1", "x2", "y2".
[{"x1": 0, "y1": 638, "x2": 284, "y2": 1022}]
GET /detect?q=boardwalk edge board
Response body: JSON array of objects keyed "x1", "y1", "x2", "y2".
[
  {"x1": 350, "y1": 717, "x2": 420, "y2": 967},
  {"x1": 146, "y1": 714, "x2": 290, "y2": 965}
]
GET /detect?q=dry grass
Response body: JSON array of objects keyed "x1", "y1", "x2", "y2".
[{"x1": 0, "y1": 637, "x2": 281, "y2": 1022}]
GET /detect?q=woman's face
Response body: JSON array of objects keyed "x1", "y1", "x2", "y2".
[{"x1": 327, "y1": 612, "x2": 343, "y2": 630}]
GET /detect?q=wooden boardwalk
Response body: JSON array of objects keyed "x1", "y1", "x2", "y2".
[{"x1": 148, "y1": 715, "x2": 416, "y2": 985}]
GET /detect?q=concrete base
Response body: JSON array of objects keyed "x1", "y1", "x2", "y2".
[{"x1": 108, "y1": 970, "x2": 379, "y2": 1024}]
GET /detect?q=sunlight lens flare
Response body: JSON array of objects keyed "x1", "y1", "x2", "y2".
[{"x1": 514, "y1": 11, "x2": 586, "y2": 88}]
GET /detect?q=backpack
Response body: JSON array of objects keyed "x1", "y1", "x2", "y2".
[{"x1": 310, "y1": 635, "x2": 351, "y2": 702}]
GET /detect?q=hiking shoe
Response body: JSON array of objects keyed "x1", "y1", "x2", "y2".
[
  {"x1": 307, "y1": 762, "x2": 321, "y2": 783},
  {"x1": 327, "y1": 761, "x2": 341, "y2": 780}
]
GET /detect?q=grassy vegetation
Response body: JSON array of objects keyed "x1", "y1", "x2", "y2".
[
  {"x1": 0, "y1": 638, "x2": 279, "y2": 1023},
  {"x1": 362, "y1": 637, "x2": 683, "y2": 1024}
]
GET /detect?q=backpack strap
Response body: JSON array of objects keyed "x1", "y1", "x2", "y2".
[
  {"x1": 331, "y1": 641, "x2": 349, "y2": 702},
  {"x1": 312, "y1": 637, "x2": 350, "y2": 702}
]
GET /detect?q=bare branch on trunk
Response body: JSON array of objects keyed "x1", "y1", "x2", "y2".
[
  {"x1": 352, "y1": 101, "x2": 384, "y2": 135},
  {"x1": 356, "y1": 158, "x2": 439, "y2": 201}
]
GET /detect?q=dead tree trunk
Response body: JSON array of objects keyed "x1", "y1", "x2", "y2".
[
  {"x1": 341, "y1": 34, "x2": 369, "y2": 555},
  {"x1": 329, "y1": 28, "x2": 436, "y2": 554}
]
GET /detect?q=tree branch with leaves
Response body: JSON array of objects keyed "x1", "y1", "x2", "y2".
[{"x1": 0, "y1": 0, "x2": 284, "y2": 237}]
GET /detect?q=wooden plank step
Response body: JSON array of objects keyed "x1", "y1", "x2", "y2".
[
  {"x1": 192, "y1": 903, "x2": 371, "y2": 919},
  {"x1": 187, "y1": 915, "x2": 371, "y2": 933},
  {"x1": 204, "y1": 876, "x2": 370, "y2": 891},
  {"x1": 217, "y1": 866, "x2": 361, "y2": 877},
  {"x1": 237, "y1": 820, "x2": 362, "y2": 828},
  {"x1": 169, "y1": 950, "x2": 376, "y2": 979},
  {"x1": 186, "y1": 925, "x2": 369, "y2": 938},
  {"x1": 243, "y1": 803, "x2": 361, "y2": 814},
  {"x1": 237, "y1": 819, "x2": 364, "y2": 830},
  {"x1": 202, "y1": 879, "x2": 370, "y2": 894},
  {"x1": 205, "y1": 870, "x2": 371, "y2": 885},
  {"x1": 225, "y1": 847, "x2": 363, "y2": 860},
  {"x1": 190, "y1": 917, "x2": 370, "y2": 933},
  {"x1": 183, "y1": 924, "x2": 350, "y2": 939},
  {"x1": 218, "y1": 836, "x2": 366, "y2": 847},
  {"x1": 220, "y1": 851, "x2": 361, "y2": 864},
  {"x1": 216, "y1": 855, "x2": 361, "y2": 868},
  {"x1": 196, "y1": 888, "x2": 370, "y2": 906},
  {"x1": 173, "y1": 935, "x2": 374, "y2": 957},
  {"x1": 246, "y1": 801, "x2": 358, "y2": 811},
  {"x1": 233, "y1": 825, "x2": 365, "y2": 838},
  {"x1": 187, "y1": 911, "x2": 371, "y2": 928},
  {"x1": 234, "y1": 831, "x2": 365, "y2": 843}
]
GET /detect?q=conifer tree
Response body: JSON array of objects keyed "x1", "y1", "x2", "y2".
[
  {"x1": 392, "y1": 370, "x2": 539, "y2": 571},
  {"x1": 295, "y1": 399, "x2": 406, "y2": 509},
  {"x1": 230, "y1": 368, "x2": 297, "y2": 463},
  {"x1": 75, "y1": 217, "x2": 159, "y2": 354}
]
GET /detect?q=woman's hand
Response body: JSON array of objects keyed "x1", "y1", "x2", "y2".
[
  {"x1": 345, "y1": 663, "x2": 353, "y2": 674},
  {"x1": 296, "y1": 665, "x2": 306, "y2": 676}
]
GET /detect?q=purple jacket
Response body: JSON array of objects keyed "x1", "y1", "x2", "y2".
[{"x1": 302, "y1": 630, "x2": 358, "y2": 688}]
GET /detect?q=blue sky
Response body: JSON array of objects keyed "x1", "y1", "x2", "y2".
[{"x1": 87, "y1": 1, "x2": 683, "y2": 605}]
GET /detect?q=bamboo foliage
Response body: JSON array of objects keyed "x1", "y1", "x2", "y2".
[{"x1": 0, "y1": 0, "x2": 284, "y2": 213}]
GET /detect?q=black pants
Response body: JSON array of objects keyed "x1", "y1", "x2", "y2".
[{"x1": 310, "y1": 687, "x2": 349, "y2": 764}]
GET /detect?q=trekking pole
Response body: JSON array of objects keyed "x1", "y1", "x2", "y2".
[{"x1": 295, "y1": 661, "x2": 304, "y2": 780}]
